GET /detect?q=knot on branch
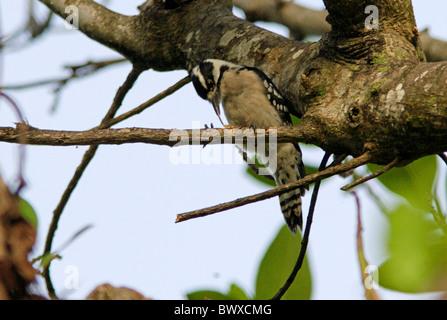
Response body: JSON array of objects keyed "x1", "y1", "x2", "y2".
[
  {"x1": 347, "y1": 105, "x2": 363, "y2": 127},
  {"x1": 321, "y1": 33, "x2": 385, "y2": 64}
]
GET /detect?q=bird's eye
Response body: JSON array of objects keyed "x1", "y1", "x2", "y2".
[{"x1": 206, "y1": 79, "x2": 214, "y2": 89}]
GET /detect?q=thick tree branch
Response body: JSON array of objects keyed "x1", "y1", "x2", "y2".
[
  {"x1": 420, "y1": 29, "x2": 447, "y2": 62},
  {"x1": 33, "y1": 0, "x2": 447, "y2": 169},
  {"x1": 1, "y1": 121, "x2": 446, "y2": 165},
  {"x1": 0, "y1": 125, "x2": 310, "y2": 147},
  {"x1": 234, "y1": 0, "x2": 447, "y2": 61}
]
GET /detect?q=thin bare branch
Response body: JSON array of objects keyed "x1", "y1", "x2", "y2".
[
  {"x1": 175, "y1": 152, "x2": 373, "y2": 223},
  {"x1": 352, "y1": 192, "x2": 381, "y2": 300},
  {"x1": 100, "y1": 76, "x2": 191, "y2": 128},
  {"x1": 42, "y1": 65, "x2": 143, "y2": 299},
  {"x1": 271, "y1": 152, "x2": 331, "y2": 300},
  {"x1": 0, "y1": 58, "x2": 127, "y2": 90},
  {"x1": 341, "y1": 157, "x2": 399, "y2": 191},
  {"x1": 0, "y1": 93, "x2": 27, "y2": 194},
  {"x1": 2, "y1": 0, "x2": 53, "y2": 48}
]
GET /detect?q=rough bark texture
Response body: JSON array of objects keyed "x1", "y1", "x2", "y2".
[
  {"x1": 233, "y1": 0, "x2": 330, "y2": 39},
  {"x1": 28, "y1": 0, "x2": 447, "y2": 164},
  {"x1": 0, "y1": 124, "x2": 313, "y2": 147}
]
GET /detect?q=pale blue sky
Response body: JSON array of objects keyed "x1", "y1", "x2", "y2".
[{"x1": 0, "y1": 0, "x2": 445, "y2": 300}]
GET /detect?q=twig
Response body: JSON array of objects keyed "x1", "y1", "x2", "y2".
[
  {"x1": 99, "y1": 76, "x2": 191, "y2": 128},
  {"x1": 1, "y1": 58, "x2": 127, "y2": 113},
  {"x1": 341, "y1": 157, "x2": 399, "y2": 191},
  {"x1": 176, "y1": 152, "x2": 373, "y2": 223},
  {"x1": 352, "y1": 191, "x2": 381, "y2": 300},
  {"x1": 1, "y1": 0, "x2": 53, "y2": 48},
  {"x1": 0, "y1": 92, "x2": 27, "y2": 194},
  {"x1": 271, "y1": 152, "x2": 331, "y2": 300},
  {"x1": 42, "y1": 65, "x2": 143, "y2": 299},
  {"x1": 0, "y1": 58, "x2": 127, "y2": 91}
]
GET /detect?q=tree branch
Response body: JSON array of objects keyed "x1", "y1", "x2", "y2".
[
  {"x1": 234, "y1": 0, "x2": 447, "y2": 62},
  {"x1": 1, "y1": 122, "x2": 446, "y2": 166},
  {"x1": 341, "y1": 157, "x2": 399, "y2": 191},
  {"x1": 99, "y1": 76, "x2": 191, "y2": 129},
  {"x1": 42, "y1": 65, "x2": 143, "y2": 299},
  {"x1": 2, "y1": 0, "x2": 54, "y2": 48},
  {"x1": 36, "y1": 0, "x2": 447, "y2": 163},
  {"x1": 0, "y1": 58, "x2": 127, "y2": 91},
  {"x1": 271, "y1": 152, "x2": 331, "y2": 300},
  {"x1": 175, "y1": 152, "x2": 373, "y2": 223},
  {"x1": 0, "y1": 93, "x2": 27, "y2": 194},
  {"x1": 0, "y1": 125, "x2": 311, "y2": 147}
]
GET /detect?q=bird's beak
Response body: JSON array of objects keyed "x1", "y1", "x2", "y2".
[
  {"x1": 212, "y1": 101, "x2": 225, "y2": 127},
  {"x1": 210, "y1": 91, "x2": 225, "y2": 127}
]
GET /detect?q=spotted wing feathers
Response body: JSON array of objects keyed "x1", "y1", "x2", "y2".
[{"x1": 239, "y1": 66, "x2": 294, "y2": 125}]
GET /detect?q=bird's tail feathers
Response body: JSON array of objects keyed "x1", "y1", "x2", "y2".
[{"x1": 279, "y1": 189, "x2": 303, "y2": 234}]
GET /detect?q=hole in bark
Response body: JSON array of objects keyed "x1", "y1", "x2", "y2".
[{"x1": 348, "y1": 106, "x2": 362, "y2": 125}]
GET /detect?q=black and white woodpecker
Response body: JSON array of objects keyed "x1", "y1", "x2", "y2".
[{"x1": 190, "y1": 59, "x2": 306, "y2": 234}]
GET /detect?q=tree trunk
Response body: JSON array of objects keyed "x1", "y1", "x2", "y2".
[{"x1": 29, "y1": 0, "x2": 447, "y2": 164}]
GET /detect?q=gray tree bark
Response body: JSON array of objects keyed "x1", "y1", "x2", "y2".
[{"x1": 24, "y1": 0, "x2": 447, "y2": 164}]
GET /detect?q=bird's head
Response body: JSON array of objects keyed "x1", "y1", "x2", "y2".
[{"x1": 190, "y1": 59, "x2": 237, "y2": 125}]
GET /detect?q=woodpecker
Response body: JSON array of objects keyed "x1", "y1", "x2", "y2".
[{"x1": 190, "y1": 59, "x2": 306, "y2": 233}]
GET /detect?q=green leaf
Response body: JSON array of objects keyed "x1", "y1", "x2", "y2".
[
  {"x1": 19, "y1": 198, "x2": 38, "y2": 228},
  {"x1": 227, "y1": 283, "x2": 250, "y2": 300},
  {"x1": 254, "y1": 225, "x2": 312, "y2": 300},
  {"x1": 186, "y1": 283, "x2": 250, "y2": 300},
  {"x1": 378, "y1": 204, "x2": 447, "y2": 293},
  {"x1": 368, "y1": 155, "x2": 437, "y2": 211},
  {"x1": 290, "y1": 115, "x2": 302, "y2": 126}
]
